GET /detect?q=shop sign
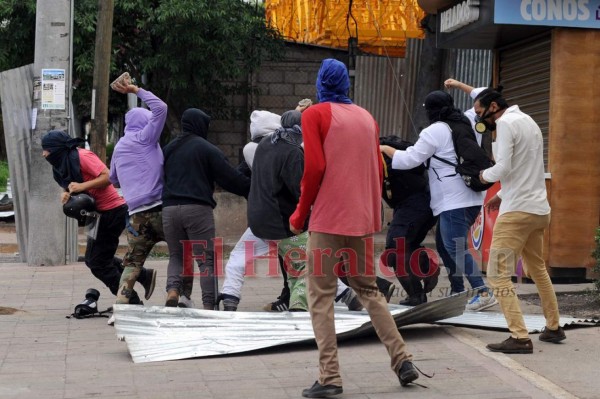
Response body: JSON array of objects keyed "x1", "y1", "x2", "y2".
[
  {"x1": 440, "y1": 0, "x2": 480, "y2": 33},
  {"x1": 495, "y1": 0, "x2": 600, "y2": 29}
]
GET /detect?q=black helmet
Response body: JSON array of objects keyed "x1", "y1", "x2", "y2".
[{"x1": 63, "y1": 193, "x2": 96, "y2": 226}]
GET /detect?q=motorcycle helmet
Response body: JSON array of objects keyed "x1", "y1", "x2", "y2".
[{"x1": 63, "y1": 193, "x2": 96, "y2": 226}]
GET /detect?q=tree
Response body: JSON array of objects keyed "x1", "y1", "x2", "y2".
[{"x1": 1, "y1": 0, "x2": 284, "y2": 142}]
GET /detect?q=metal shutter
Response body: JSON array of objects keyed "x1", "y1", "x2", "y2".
[{"x1": 498, "y1": 33, "x2": 551, "y2": 170}]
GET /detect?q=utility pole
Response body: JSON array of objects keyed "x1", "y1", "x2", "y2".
[
  {"x1": 89, "y1": 0, "x2": 114, "y2": 163},
  {"x1": 28, "y1": 0, "x2": 73, "y2": 266}
]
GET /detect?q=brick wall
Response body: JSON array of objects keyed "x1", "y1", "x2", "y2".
[{"x1": 209, "y1": 43, "x2": 348, "y2": 162}]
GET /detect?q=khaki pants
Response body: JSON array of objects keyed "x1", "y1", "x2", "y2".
[
  {"x1": 307, "y1": 232, "x2": 412, "y2": 386},
  {"x1": 487, "y1": 212, "x2": 559, "y2": 339}
]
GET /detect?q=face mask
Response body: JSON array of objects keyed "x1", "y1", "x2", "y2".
[{"x1": 475, "y1": 106, "x2": 502, "y2": 133}]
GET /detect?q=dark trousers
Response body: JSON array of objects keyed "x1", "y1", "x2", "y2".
[
  {"x1": 384, "y1": 192, "x2": 437, "y2": 297},
  {"x1": 84, "y1": 204, "x2": 147, "y2": 303}
]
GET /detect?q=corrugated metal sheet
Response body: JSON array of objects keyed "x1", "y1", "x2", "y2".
[
  {"x1": 354, "y1": 41, "x2": 491, "y2": 141},
  {"x1": 402, "y1": 38, "x2": 423, "y2": 139},
  {"x1": 354, "y1": 55, "x2": 406, "y2": 136},
  {"x1": 114, "y1": 290, "x2": 469, "y2": 363},
  {"x1": 113, "y1": 289, "x2": 599, "y2": 363},
  {"x1": 0, "y1": 65, "x2": 33, "y2": 262},
  {"x1": 354, "y1": 38, "x2": 423, "y2": 139},
  {"x1": 438, "y1": 312, "x2": 599, "y2": 332},
  {"x1": 449, "y1": 48, "x2": 493, "y2": 113}
]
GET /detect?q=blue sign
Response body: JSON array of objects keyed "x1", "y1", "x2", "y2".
[{"x1": 495, "y1": 0, "x2": 600, "y2": 29}]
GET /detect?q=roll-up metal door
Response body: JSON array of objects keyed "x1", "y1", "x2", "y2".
[{"x1": 498, "y1": 33, "x2": 551, "y2": 170}]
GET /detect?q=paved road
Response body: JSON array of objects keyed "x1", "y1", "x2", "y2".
[{"x1": 0, "y1": 259, "x2": 598, "y2": 399}]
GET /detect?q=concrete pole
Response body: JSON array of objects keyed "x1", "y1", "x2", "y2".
[
  {"x1": 89, "y1": 0, "x2": 114, "y2": 164},
  {"x1": 28, "y1": 0, "x2": 73, "y2": 266}
]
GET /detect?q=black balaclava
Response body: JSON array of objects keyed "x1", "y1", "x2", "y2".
[
  {"x1": 424, "y1": 90, "x2": 469, "y2": 125},
  {"x1": 181, "y1": 108, "x2": 211, "y2": 139},
  {"x1": 41, "y1": 130, "x2": 85, "y2": 190}
]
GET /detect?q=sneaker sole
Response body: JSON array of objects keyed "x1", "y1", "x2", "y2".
[
  {"x1": 144, "y1": 269, "x2": 157, "y2": 300},
  {"x1": 302, "y1": 387, "x2": 343, "y2": 398},
  {"x1": 539, "y1": 335, "x2": 566, "y2": 343},
  {"x1": 399, "y1": 369, "x2": 419, "y2": 386},
  {"x1": 466, "y1": 298, "x2": 498, "y2": 312},
  {"x1": 486, "y1": 345, "x2": 533, "y2": 354}
]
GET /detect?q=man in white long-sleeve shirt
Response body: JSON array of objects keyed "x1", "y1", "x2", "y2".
[
  {"x1": 380, "y1": 91, "x2": 496, "y2": 311},
  {"x1": 475, "y1": 89, "x2": 565, "y2": 354}
]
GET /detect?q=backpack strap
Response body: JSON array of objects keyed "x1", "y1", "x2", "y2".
[
  {"x1": 425, "y1": 122, "x2": 459, "y2": 181},
  {"x1": 381, "y1": 153, "x2": 393, "y2": 201}
]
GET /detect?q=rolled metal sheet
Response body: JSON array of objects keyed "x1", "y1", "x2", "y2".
[
  {"x1": 114, "y1": 291, "x2": 470, "y2": 363},
  {"x1": 114, "y1": 291, "x2": 599, "y2": 364}
]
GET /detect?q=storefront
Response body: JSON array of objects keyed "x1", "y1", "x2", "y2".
[{"x1": 419, "y1": 0, "x2": 600, "y2": 278}]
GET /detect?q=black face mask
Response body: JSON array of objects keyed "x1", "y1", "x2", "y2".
[{"x1": 474, "y1": 107, "x2": 502, "y2": 133}]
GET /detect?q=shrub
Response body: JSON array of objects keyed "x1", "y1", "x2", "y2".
[
  {"x1": 0, "y1": 160, "x2": 8, "y2": 192},
  {"x1": 593, "y1": 227, "x2": 600, "y2": 298}
]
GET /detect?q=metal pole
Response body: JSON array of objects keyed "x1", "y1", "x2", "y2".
[{"x1": 28, "y1": 0, "x2": 72, "y2": 266}]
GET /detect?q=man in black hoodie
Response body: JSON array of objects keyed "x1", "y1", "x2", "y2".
[{"x1": 162, "y1": 108, "x2": 250, "y2": 310}]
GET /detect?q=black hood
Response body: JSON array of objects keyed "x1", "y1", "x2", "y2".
[{"x1": 181, "y1": 108, "x2": 211, "y2": 139}]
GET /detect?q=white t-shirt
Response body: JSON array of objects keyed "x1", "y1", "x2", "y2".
[
  {"x1": 481, "y1": 105, "x2": 550, "y2": 216},
  {"x1": 391, "y1": 122, "x2": 484, "y2": 216}
]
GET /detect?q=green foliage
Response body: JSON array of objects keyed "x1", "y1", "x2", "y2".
[
  {"x1": 1, "y1": 0, "x2": 284, "y2": 137},
  {"x1": 593, "y1": 227, "x2": 600, "y2": 298},
  {"x1": 105, "y1": 142, "x2": 115, "y2": 167},
  {"x1": 0, "y1": 0, "x2": 36, "y2": 72},
  {"x1": 0, "y1": 160, "x2": 8, "y2": 192}
]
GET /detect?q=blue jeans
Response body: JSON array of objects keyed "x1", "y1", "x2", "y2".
[{"x1": 436, "y1": 205, "x2": 487, "y2": 294}]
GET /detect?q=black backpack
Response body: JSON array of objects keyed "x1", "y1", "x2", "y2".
[
  {"x1": 379, "y1": 136, "x2": 429, "y2": 208},
  {"x1": 430, "y1": 120, "x2": 495, "y2": 192}
]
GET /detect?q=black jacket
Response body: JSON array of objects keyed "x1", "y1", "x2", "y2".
[
  {"x1": 162, "y1": 109, "x2": 250, "y2": 208},
  {"x1": 248, "y1": 134, "x2": 303, "y2": 240}
]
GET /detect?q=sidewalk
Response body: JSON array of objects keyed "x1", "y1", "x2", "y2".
[{"x1": 0, "y1": 258, "x2": 598, "y2": 399}]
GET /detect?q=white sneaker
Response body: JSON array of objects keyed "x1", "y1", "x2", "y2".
[
  {"x1": 107, "y1": 314, "x2": 115, "y2": 326},
  {"x1": 465, "y1": 291, "x2": 498, "y2": 311},
  {"x1": 178, "y1": 295, "x2": 195, "y2": 308}
]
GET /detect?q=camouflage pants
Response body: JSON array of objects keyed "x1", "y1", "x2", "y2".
[
  {"x1": 278, "y1": 232, "x2": 308, "y2": 311},
  {"x1": 116, "y1": 208, "x2": 165, "y2": 304}
]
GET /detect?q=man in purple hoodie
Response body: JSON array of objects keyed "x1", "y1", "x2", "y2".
[{"x1": 108, "y1": 80, "x2": 167, "y2": 309}]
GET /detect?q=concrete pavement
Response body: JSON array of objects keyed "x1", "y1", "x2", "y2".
[{"x1": 0, "y1": 257, "x2": 598, "y2": 399}]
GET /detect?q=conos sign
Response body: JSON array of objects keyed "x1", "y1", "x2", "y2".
[{"x1": 495, "y1": 0, "x2": 600, "y2": 29}]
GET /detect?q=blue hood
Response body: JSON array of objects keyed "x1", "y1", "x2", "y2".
[{"x1": 316, "y1": 59, "x2": 352, "y2": 104}]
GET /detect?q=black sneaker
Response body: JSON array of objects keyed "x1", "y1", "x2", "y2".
[
  {"x1": 396, "y1": 361, "x2": 419, "y2": 386},
  {"x1": 539, "y1": 326, "x2": 566, "y2": 343},
  {"x1": 301, "y1": 381, "x2": 343, "y2": 398},
  {"x1": 377, "y1": 278, "x2": 396, "y2": 303},
  {"x1": 263, "y1": 286, "x2": 290, "y2": 311},
  {"x1": 263, "y1": 296, "x2": 289, "y2": 311},
  {"x1": 398, "y1": 293, "x2": 427, "y2": 307}
]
